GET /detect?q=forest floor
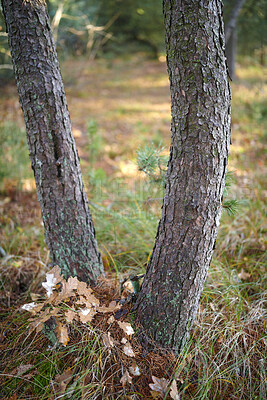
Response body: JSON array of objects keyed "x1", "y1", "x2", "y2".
[{"x1": 0, "y1": 56, "x2": 266, "y2": 399}]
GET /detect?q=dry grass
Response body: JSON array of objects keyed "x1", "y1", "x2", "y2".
[{"x1": 0, "y1": 57, "x2": 266, "y2": 399}]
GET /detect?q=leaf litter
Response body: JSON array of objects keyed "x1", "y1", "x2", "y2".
[{"x1": 16, "y1": 265, "x2": 179, "y2": 399}]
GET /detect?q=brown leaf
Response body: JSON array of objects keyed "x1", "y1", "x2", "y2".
[
  {"x1": 77, "y1": 280, "x2": 93, "y2": 298},
  {"x1": 98, "y1": 300, "x2": 120, "y2": 313},
  {"x1": 16, "y1": 364, "x2": 34, "y2": 376},
  {"x1": 117, "y1": 321, "x2": 134, "y2": 336},
  {"x1": 77, "y1": 293, "x2": 99, "y2": 309},
  {"x1": 21, "y1": 302, "x2": 44, "y2": 314},
  {"x1": 238, "y1": 268, "x2": 250, "y2": 280},
  {"x1": 55, "y1": 276, "x2": 79, "y2": 304},
  {"x1": 55, "y1": 322, "x2": 69, "y2": 346},
  {"x1": 129, "y1": 362, "x2": 141, "y2": 376},
  {"x1": 42, "y1": 265, "x2": 63, "y2": 298},
  {"x1": 65, "y1": 309, "x2": 77, "y2": 323},
  {"x1": 107, "y1": 315, "x2": 115, "y2": 324},
  {"x1": 120, "y1": 369, "x2": 132, "y2": 387},
  {"x1": 149, "y1": 376, "x2": 169, "y2": 398},
  {"x1": 78, "y1": 307, "x2": 96, "y2": 324},
  {"x1": 103, "y1": 332, "x2": 115, "y2": 348},
  {"x1": 29, "y1": 308, "x2": 57, "y2": 333},
  {"x1": 170, "y1": 379, "x2": 180, "y2": 400},
  {"x1": 122, "y1": 342, "x2": 135, "y2": 357},
  {"x1": 55, "y1": 368, "x2": 73, "y2": 393},
  {"x1": 30, "y1": 293, "x2": 42, "y2": 301},
  {"x1": 49, "y1": 265, "x2": 63, "y2": 283},
  {"x1": 121, "y1": 280, "x2": 134, "y2": 298}
]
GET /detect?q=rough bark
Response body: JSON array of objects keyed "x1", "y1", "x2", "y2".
[
  {"x1": 135, "y1": 0, "x2": 231, "y2": 354},
  {"x1": 2, "y1": 0, "x2": 104, "y2": 283}
]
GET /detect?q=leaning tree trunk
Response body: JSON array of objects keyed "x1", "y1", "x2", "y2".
[
  {"x1": 135, "y1": 0, "x2": 231, "y2": 354},
  {"x1": 2, "y1": 0, "x2": 104, "y2": 283}
]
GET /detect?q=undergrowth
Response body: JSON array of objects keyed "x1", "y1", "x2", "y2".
[{"x1": 0, "y1": 59, "x2": 266, "y2": 399}]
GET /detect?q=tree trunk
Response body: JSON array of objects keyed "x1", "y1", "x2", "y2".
[
  {"x1": 2, "y1": 0, "x2": 104, "y2": 283},
  {"x1": 135, "y1": 0, "x2": 231, "y2": 354}
]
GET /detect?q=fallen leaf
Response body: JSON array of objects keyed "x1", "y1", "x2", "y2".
[
  {"x1": 149, "y1": 376, "x2": 169, "y2": 398},
  {"x1": 107, "y1": 315, "x2": 115, "y2": 324},
  {"x1": 30, "y1": 293, "x2": 42, "y2": 301},
  {"x1": 103, "y1": 332, "x2": 115, "y2": 348},
  {"x1": 170, "y1": 379, "x2": 180, "y2": 400},
  {"x1": 77, "y1": 280, "x2": 93, "y2": 298},
  {"x1": 16, "y1": 364, "x2": 34, "y2": 376},
  {"x1": 22, "y1": 302, "x2": 44, "y2": 315},
  {"x1": 42, "y1": 265, "x2": 63, "y2": 297},
  {"x1": 117, "y1": 321, "x2": 134, "y2": 336},
  {"x1": 129, "y1": 362, "x2": 141, "y2": 376},
  {"x1": 21, "y1": 302, "x2": 37, "y2": 312},
  {"x1": 49, "y1": 265, "x2": 63, "y2": 282},
  {"x1": 123, "y1": 342, "x2": 135, "y2": 357},
  {"x1": 29, "y1": 308, "x2": 59, "y2": 333},
  {"x1": 77, "y1": 293, "x2": 100, "y2": 308},
  {"x1": 121, "y1": 280, "x2": 134, "y2": 298},
  {"x1": 78, "y1": 307, "x2": 96, "y2": 323},
  {"x1": 55, "y1": 321, "x2": 69, "y2": 346},
  {"x1": 55, "y1": 368, "x2": 73, "y2": 393},
  {"x1": 238, "y1": 268, "x2": 250, "y2": 280},
  {"x1": 150, "y1": 391, "x2": 162, "y2": 399},
  {"x1": 98, "y1": 300, "x2": 120, "y2": 313},
  {"x1": 55, "y1": 276, "x2": 79, "y2": 304},
  {"x1": 42, "y1": 274, "x2": 58, "y2": 298},
  {"x1": 65, "y1": 309, "x2": 77, "y2": 323},
  {"x1": 120, "y1": 369, "x2": 132, "y2": 387}
]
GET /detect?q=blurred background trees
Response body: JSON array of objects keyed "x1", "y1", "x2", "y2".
[{"x1": 1, "y1": 0, "x2": 267, "y2": 82}]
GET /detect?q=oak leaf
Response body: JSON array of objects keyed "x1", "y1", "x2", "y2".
[
  {"x1": 55, "y1": 368, "x2": 73, "y2": 393},
  {"x1": 55, "y1": 321, "x2": 69, "y2": 346},
  {"x1": 129, "y1": 362, "x2": 141, "y2": 376},
  {"x1": 149, "y1": 376, "x2": 169, "y2": 398},
  {"x1": 170, "y1": 379, "x2": 180, "y2": 400},
  {"x1": 29, "y1": 308, "x2": 58, "y2": 333},
  {"x1": 122, "y1": 342, "x2": 135, "y2": 357},
  {"x1": 76, "y1": 280, "x2": 93, "y2": 298},
  {"x1": 77, "y1": 293, "x2": 99, "y2": 308},
  {"x1": 103, "y1": 332, "x2": 115, "y2": 348},
  {"x1": 78, "y1": 307, "x2": 96, "y2": 324},
  {"x1": 42, "y1": 265, "x2": 62, "y2": 297},
  {"x1": 117, "y1": 321, "x2": 134, "y2": 336},
  {"x1": 120, "y1": 369, "x2": 132, "y2": 387},
  {"x1": 55, "y1": 276, "x2": 79, "y2": 304},
  {"x1": 98, "y1": 300, "x2": 120, "y2": 313},
  {"x1": 65, "y1": 309, "x2": 77, "y2": 323}
]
